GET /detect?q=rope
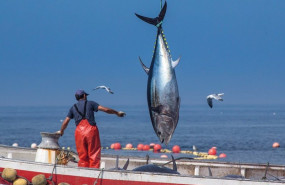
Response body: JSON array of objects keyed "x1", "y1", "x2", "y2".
[
  {"x1": 47, "y1": 150, "x2": 63, "y2": 185},
  {"x1": 47, "y1": 161, "x2": 57, "y2": 184},
  {"x1": 93, "y1": 168, "x2": 104, "y2": 185}
]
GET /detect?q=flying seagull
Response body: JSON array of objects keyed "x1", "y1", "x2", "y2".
[
  {"x1": 206, "y1": 93, "x2": 224, "y2": 108},
  {"x1": 93, "y1": 86, "x2": 114, "y2": 94}
]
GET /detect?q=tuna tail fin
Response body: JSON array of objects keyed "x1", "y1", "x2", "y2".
[{"x1": 135, "y1": 1, "x2": 167, "y2": 27}]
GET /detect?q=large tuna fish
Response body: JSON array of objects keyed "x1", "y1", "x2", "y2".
[{"x1": 135, "y1": 1, "x2": 180, "y2": 145}]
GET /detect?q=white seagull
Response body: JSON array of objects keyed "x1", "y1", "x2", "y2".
[
  {"x1": 93, "y1": 85, "x2": 114, "y2": 94},
  {"x1": 206, "y1": 93, "x2": 224, "y2": 108}
]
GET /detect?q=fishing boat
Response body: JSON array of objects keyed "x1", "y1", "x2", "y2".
[
  {"x1": 1, "y1": 132, "x2": 285, "y2": 185},
  {"x1": 1, "y1": 141, "x2": 285, "y2": 185}
]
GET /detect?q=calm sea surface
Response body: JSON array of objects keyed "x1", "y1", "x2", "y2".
[{"x1": 0, "y1": 104, "x2": 285, "y2": 165}]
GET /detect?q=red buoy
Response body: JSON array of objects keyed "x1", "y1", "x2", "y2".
[
  {"x1": 219, "y1": 153, "x2": 227, "y2": 158},
  {"x1": 153, "y1": 144, "x2": 162, "y2": 152},
  {"x1": 110, "y1": 143, "x2": 115, "y2": 149},
  {"x1": 114, "y1": 143, "x2": 121, "y2": 150},
  {"x1": 273, "y1": 142, "x2": 280, "y2": 148},
  {"x1": 172, "y1": 145, "x2": 181, "y2": 153},
  {"x1": 125, "y1": 143, "x2": 133, "y2": 149},
  {"x1": 137, "y1": 144, "x2": 144, "y2": 151},
  {"x1": 143, "y1": 144, "x2": 150, "y2": 151},
  {"x1": 208, "y1": 148, "x2": 217, "y2": 155}
]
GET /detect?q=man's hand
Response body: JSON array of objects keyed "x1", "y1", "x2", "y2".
[
  {"x1": 117, "y1": 111, "x2": 126, "y2": 117},
  {"x1": 56, "y1": 130, "x2": 64, "y2": 136}
]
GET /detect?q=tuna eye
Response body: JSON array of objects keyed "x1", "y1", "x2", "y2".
[{"x1": 157, "y1": 131, "x2": 161, "y2": 135}]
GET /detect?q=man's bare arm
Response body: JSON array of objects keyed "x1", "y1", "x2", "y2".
[
  {"x1": 58, "y1": 117, "x2": 71, "y2": 136},
  {"x1": 98, "y1": 105, "x2": 126, "y2": 117}
]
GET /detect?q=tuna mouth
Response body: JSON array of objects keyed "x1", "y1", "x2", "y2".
[{"x1": 157, "y1": 131, "x2": 165, "y2": 144}]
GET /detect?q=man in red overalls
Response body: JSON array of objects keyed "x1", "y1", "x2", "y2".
[{"x1": 58, "y1": 89, "x2": 125, "y2": 168}]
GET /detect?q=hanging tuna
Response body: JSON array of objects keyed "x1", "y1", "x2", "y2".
[{"x1": 135, "y1": 1, "x2": 181, "y2": 145}]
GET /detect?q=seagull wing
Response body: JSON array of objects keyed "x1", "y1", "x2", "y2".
[
  {"x1": 106, "y1": 87, "x2": 114, "y2": 94},
  {"x1": 206, "y1": 94, "x2": 213, "y2": 99},
  {"x1": 212, "y1": 94, "x2": 223, "y2": 101},
  {"x1": 93, "y1": 87, "x2": 101, "y2": 90},
  {"x1": 93, "y1": 85, "x2": 107, "y2": 90},
  {"x1": 218, "y1": 93, "x2": 224, "y2": 97},
  {"x1": 100, "y1": 86, "x2": 107, "y2": 89},
  {"x1": 207, "y1": 98, "x2": 213, "y2": 108}
]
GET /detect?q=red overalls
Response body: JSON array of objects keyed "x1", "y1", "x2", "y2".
[{"x1": 74, "y1": 101, "x2": 101, "y2": 168}]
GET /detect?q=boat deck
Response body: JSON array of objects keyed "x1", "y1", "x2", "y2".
[
  {"x1": 0, "y1": 145, "x2": 285, "y2": 185},
  {"x1": 1, "y1": 144, "x2": 285, "y2": 181}
]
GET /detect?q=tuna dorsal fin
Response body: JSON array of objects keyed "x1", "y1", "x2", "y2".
[
  {"x1": 135, "y1": 1, "x2": 167, "y2": 27},
  {"x1": 123, "y1": 158, "x2": 129, "y2": 170},
  {"x1": 171, "y1": 155, "x2": 177, "y2": 171},
  {"x1": 139, "y1": 57, "x2": 149, "y2": 75},
  {"x1": 171, "y1": 57, "x2": 181, "y2": 68}
]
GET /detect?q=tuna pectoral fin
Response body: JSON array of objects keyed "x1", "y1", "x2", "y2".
[
  {"x1": 171, "y1": 57, "x2": 181, "y2": 68},
  {"x1": 135, "y1": 1, "x2": 167, "y2": 27},
  {"x1": 139, "y1": 57, "x2": 149, "y2": 75}
]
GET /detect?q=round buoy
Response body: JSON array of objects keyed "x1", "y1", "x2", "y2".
[
  {"x1": 143, "y1": 145, "x2": 150, "y2": 151},
  {"x1": 212, "y1": 146, "x2": 217, "y2": 150},
  {"x1": 12, "y1": 143, "x2": 18, "y2": 147},
  {"x1": 137, "y1": 144, "x2": 144, "y2": 151},
  {"x1": 125, "y1": 143, "x2": 133, "y2": 149},
  {"x1": 160, "y1": 154, "x2": 168, "y2": 158},
  {"x1": 114, "y1": 143, "x2": 121, "y2": 150},
  {"x1": 149, "y1": 143, "x2": 155, "y2": 149},
  {"x1": 110, "y1": 143, "x2": 115, "y2": 149},
  {"x1": 219, "y1": 153, "x2": 227, "y2": 158},
  {"x1": 208, "y1": 148, "x2": 217, "y2": 155},
  {"x1": 13, "y1": 178, "x2": 28, "y2": 185},
  {"x1": 153, "y1": 144, "x2": 162, "y2": 152},
  {"x1": 172, "y1": 145, "x2": 181, "y2": 153},
  {"x1": 31, "y1": 174, "x2": 47, "y2": 185},
  {"x1": 58, "y1": 183, "x2": 70, "y2": 185},
  {"x1": 2, "y1": 168, "x2": 17, "y2": 182},
  {"x1": 273, "y1": 142, "x2": 280, "y2": 148},
  {"x1": 31, "y1": 143, "x2": 37, "y2": 149}
]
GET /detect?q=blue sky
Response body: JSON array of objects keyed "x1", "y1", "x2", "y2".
[{"x1": 0, "y1": 0, "x2": 284, "y2": 106}]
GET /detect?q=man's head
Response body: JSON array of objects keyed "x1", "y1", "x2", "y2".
[{"x1": 75, "y1": 89, "x2": 89, "y2": 101}]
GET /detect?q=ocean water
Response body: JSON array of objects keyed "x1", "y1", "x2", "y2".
[{"x1": 0, "y1": 104, "x2": 285, "y2": 165}]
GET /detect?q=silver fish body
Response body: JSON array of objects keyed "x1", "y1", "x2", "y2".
[
  {"x1": 147, "y1": 30, "x2": 180, "y2": 144},
  {"x1": 136, "y1": 1, "x2": 180, "y2": 145}
]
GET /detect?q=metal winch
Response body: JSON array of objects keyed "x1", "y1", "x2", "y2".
[{"x1": 35, "y1": 132, "x2": 61, "y2": 164}]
